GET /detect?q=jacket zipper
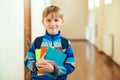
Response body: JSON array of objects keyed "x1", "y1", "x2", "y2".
[{"x1": 52, "y1": 36, "x2": 54, "y2": 47}]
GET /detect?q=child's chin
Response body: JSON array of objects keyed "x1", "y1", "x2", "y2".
[{"x1": 49, "y1": 31, "x2": 58, "y2": 34}]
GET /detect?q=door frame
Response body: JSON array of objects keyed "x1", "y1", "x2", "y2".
[{"x1": 24, "y1": 0, "x2": 31, "y2": 80}]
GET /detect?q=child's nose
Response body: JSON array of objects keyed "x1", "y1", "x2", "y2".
[{"x1": 51, "y1": 21, "x2": 55, "y2": 25}]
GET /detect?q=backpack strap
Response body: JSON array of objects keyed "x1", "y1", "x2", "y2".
[
  {"x1": 61, "y1": 37, "x2": 68, "y2": 49},
  {"x1": 34, "y1": 36, "x2": 68, "y2": 49},
  {"x1": 34, "y1": 36, "x2": 43, "y2": 49}
]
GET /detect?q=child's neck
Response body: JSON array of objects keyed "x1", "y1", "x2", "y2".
[{"x1": 46, "y1": 31, "x2": 59, "y2": 36}]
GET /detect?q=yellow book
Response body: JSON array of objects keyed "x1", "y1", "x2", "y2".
[{"x1": 35, "y1": 48, "x2": 47, "y2": 76}]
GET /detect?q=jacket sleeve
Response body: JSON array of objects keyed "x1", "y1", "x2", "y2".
[
  {"x1": 53, "y1": 40, "x2": 75, "y2": 76},
  {"x1": 24, "y1": 43, "x2": 37, "y2": 72}
]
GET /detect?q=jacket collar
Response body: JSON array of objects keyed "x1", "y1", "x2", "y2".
[{"x1": 44, "y1": 30, "x2": 61, "y2": 40}]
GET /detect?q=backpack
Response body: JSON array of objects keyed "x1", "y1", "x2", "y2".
[{"x1": 34, "y1": 36, "x2": 68, "y2": 49}]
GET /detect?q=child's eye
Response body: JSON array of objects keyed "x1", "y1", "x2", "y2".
[
  {"x1": 55, "y1": 19, "x2": 59, "y2": 22},
  {"x1": 47, "y1": 19, "x2": 51, "y2": 22}
]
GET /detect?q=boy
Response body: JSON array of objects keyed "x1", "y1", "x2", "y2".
[{"x1": 24, "y1": 5, "x2": 75, "y2": 80}]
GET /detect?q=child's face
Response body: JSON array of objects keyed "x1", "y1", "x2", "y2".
[{"x1": 42, "y1": 12, "x2": 64, "y2": 35}]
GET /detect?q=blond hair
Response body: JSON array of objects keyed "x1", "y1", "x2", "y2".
[{"x1": 42, "y1": 5, "x2": 63, "y2": 20}]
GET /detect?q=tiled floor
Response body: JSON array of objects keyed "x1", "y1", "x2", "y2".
[{"x1": 68, "y1": 41, "x2": 120, "y2": 80}]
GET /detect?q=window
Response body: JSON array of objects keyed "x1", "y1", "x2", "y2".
[
  {"x1": 88, "y1": 0, "x2": 100, "y2": 10},
  {"x1": 94, "y1": 0, "x2": 100, "y2": 8},
  {"x1": 104, "y1": 0, "x2": 112, "y2": 5},
  {"x1": 88, "y1": 0, "x2": 94, "y2": 10}
]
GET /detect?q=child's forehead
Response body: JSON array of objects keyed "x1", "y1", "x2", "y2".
[{"x1": 46, "y1": 12, "x2": 61, "y2": 18}]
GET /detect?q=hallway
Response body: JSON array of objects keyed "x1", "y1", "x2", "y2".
[{"x1": 68, "y1": 41, "x2": 120, "y2": 80}]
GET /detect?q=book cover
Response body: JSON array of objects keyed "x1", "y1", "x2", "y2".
[
  {"x1": 35, "y1": 47, "x2": 67, "y2": 79},
  {"x1": 45, "y1": 47, "x2": 67, "y2": 66},
  {"x1": 35, "y1": 48, "x2": 47, "y2": 76},
  {"x1": 44, "y1": 47, "x2": 67, "y2": 79}
]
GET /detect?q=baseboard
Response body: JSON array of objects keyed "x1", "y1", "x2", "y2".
[
  {"x1": 69, "y1": 39, "x2": 87, "y2": 41},
  {"x1": 100, "y1": 51, "x2": 120, "y2": 69}
]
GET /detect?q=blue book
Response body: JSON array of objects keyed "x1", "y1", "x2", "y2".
[
  {"x1": 44, "y1": 47, "x2": 67, "y2": 79},
  {"x1": 45, "y1": 47, "x2": 67, "y2": 66}
]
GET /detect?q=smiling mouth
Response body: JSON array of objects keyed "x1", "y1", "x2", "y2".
[{"x1": 50, "y1": 27, "x2": 56, "y2": 29}]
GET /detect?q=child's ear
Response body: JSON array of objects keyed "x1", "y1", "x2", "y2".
[
  {"x1": 41, "y1": 20, "x2": 44, "y2": 25},
  {"x1": 61, "y1": 19, "x2": 64, "y2": 24},
  {"x1": 41, "y1": 20, "x2": 45, "y2": 26}
]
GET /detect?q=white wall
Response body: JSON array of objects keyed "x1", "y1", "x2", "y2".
[
  {"x1": 0, "y1": 0, "x2": 24, "y2": 80},
  {"x1": 51, "y1": 0, "x2": 88, "y2": 39},
  {"x1": 104, "y1": 0, "x2": 120, "y2": 64},
  {"x1": 90, "y1": 0, "x2": 120, "y2": 65},
  {"x1": 31, "y1": 0, "x2": 51, "y2": 41}
]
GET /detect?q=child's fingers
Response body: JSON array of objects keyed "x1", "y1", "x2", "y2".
[{"x1": 46, "y1": 60, "x2": 55, "y2": 65}]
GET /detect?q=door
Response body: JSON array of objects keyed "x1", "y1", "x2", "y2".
[{"x1": 24, "y1": 0, "x2": 31, "y2": 80}]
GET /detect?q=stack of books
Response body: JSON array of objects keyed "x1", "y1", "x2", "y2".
[
  {"x1": 35, "y1": 48, "x2": 47, "y2": 75},
  {"x1": 35, "y1": 47, "x2": 67, "y2": 79}
]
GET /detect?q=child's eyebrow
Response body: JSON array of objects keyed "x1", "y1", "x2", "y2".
[
  {"x1": 45, "y1": 18, "x2": 52, "y2": 20},
  {"x1": 46, "y1": 17, "x2": 60, "y2": 20}
]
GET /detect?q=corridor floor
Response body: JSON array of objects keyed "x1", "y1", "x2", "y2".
[{"x1": 68, "y1": 41, "x2": 120, "y2": 80}]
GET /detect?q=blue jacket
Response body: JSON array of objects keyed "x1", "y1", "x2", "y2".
[{"x1": 24, "y1": 31, "x2": 75, "y2": 80}]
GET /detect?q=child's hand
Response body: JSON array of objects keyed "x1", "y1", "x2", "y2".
[
  {"x1": 36, "y1": 53, "x2": 54, "y2": 73},
  {"x1": 46, "y1": 60, "x2": 55, "y2": 65},
  {"x1": 36, "y1": 59, "x2": 54, "y2": 73}
]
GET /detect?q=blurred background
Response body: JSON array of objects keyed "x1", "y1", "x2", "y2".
[{"x1": 0, "y1": 0, "x2": 120, "y2": 80}]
